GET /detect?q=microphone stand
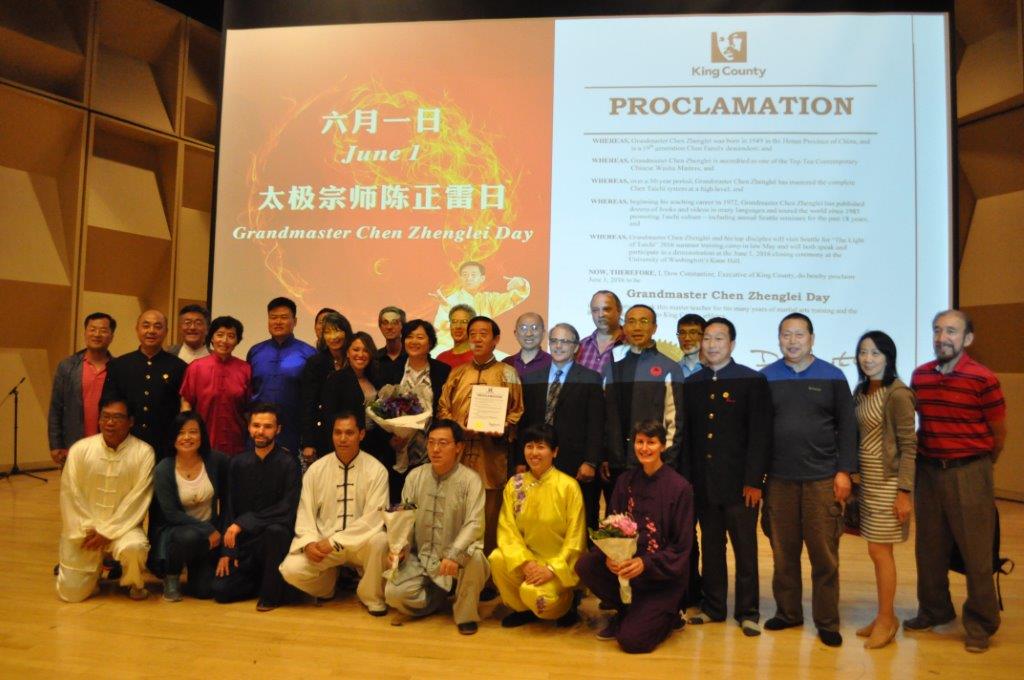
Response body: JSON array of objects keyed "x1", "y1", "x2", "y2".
[{"x1": 1, "y1": 377, "x2": 48, "y2": 482}]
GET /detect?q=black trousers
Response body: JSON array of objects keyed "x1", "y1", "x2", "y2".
[
  {"x1": 212, "y1": 524, "x2": 295, "y2": 606},
  {"x1": 166, "y1": 525, "x2": 219, "y2": 599},
  {"x1": 580, "y1": 478, "x2": 601, "y2": 530},
  {"x1": 680, "y1": 527, "x2": 702, "y2": 609},
  {"x1": 698, "y1": 500, "x2": 760, "y2": 622}
]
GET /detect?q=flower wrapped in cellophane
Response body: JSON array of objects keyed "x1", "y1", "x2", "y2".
[
  {"x1": 589, "y1": 513, "x2": 639, "y2": 604},
  {"x1": 381, "y1": 500, "x2": 418, "y2": 583},
  {"x1": 366, "y1": 383, "x2": 432, "y2": 439}
]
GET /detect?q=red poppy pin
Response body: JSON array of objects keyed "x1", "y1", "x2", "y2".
[{"x1": 650, "y1": 366, "x2": 663, "y2": 377}]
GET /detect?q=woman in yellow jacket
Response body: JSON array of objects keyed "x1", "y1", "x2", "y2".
[{"x1": 489, "y1": 423, "x2": 587, "y2": 627}]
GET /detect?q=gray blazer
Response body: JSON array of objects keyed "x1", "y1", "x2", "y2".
[{"x1": 48, "y1": 351, "x2": 87, "y2": 450}]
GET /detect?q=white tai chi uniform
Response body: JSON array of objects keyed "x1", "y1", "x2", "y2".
[
  {"x1": 57, "y1": 434, "x2": 154, "y2": 602},
  {"x1": 279, "y1": 450, "x2": 390, "y2": 611}
]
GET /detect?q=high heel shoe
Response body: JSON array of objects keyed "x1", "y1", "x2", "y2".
[
  {"x1": 864, "y1": 621, "x2": 898, "y2": 649},
  {"x1": 856, "y1": 620, "x2": 875, "y2": 638}
]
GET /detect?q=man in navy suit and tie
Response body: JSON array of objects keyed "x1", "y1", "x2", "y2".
[{"x1": 517, "y1": 323, "x2": 604, "y2": 529}]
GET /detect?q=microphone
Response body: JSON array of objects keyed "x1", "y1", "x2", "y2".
[{"x1": 7, "y1": 376, "x2": 25, "y2": 396}]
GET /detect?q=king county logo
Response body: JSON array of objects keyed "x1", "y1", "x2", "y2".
[{"x1": 711, "y1": 31, "x2": 747, "y2": 63}]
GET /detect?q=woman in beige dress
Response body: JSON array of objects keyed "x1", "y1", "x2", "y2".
[{"x1": 853, "y1": 330, "x2": 917, "y2": 649}]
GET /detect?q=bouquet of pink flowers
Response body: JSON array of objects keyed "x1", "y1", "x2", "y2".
[
  {"x1": 589, "y1": 513, "x2": 639, "y2": 604},
  {"x1": 380, "y1": 501, "x2": 418, "y2": 583},
  {"x1": 366, "y1": 384, "x2": 432, "y2": 439}
]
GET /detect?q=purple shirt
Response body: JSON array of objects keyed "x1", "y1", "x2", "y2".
[{"x1": 502, "y1": 349, "x2": 552, "y2": 382}]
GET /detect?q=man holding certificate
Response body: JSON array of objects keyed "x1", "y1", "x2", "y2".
[{"x1": 438, "y1": 316, "x2": 524, "y2": 554}]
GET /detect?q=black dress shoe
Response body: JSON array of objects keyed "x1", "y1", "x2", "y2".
[
  {"x1": 457, "y1": 622, "x2": 478, "y2": 635},
  {"x1": 903, "y1": 614, "x2": 955, "y2": 631},
  {"x1": 256, "y1": 600, "x2": 279, "y2": 612},
  {"x1": 501, "y1": 610, "x2": 539, "y2": 628},
  {"x1": 818, "y1": 629, "x2": 843, "y2": 647},
  {"x1": 556, "y1": 607, "x2": 580, "y2": 628},
  {"x1": 764, "y1": 616, "x2": 803, "y2": 631}
]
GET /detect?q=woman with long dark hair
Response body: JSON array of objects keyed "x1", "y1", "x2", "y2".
[
  {"x1": 853, "y1": 330, "x2": 917, "y2": 649},
  {"x1": 147, "y1": 411, "x2": 230, "y2": 601},
  {"x1": 300, "y1": 312, "x2": 353, "y2": 466}
]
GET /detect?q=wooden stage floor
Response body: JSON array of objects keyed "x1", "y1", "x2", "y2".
[{"x1": 1, "y1": 470, "x2": 1020, "y2": 678}]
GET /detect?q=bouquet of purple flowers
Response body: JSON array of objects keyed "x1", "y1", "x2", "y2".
[
  {"x1": 366, "y1": 384, "x2": 432, "y2": 439},
  {"x1": 589, "y1": 513, "x2": 639, "y2": 604}
]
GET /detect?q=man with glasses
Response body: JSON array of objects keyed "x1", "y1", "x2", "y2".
[
  {"x1": 385, "y1": 420, "x2": 489, "y2": 635},
  {"x1": 602, "y1": 305, "x2": 685, "y2": 491},
  {"x1": 518, "y1": 323, "x2": 604, "y2": 528},
  {"x1": 437, "y1": 304, "x2": 476, "y2": 368},
  {"x1": 502, "y1": 312, "x2": 551, "y2": 382},
  {"x1": 676, "y1": 313, "x2": 707, "y2": 379},
  {"x1": 56, "y1": 397, "x2": 155, "y2": 602},
  {"x1": 376, "y1": 306, "x2": 407, "y2": 366},
  {"x1": 168, "y1": 304, "x2": 210, "y2": 364}
]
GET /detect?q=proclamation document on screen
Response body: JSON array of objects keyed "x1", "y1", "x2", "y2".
[{"x1": 548, "y1": 14, "x2": 950, "y2": 378}]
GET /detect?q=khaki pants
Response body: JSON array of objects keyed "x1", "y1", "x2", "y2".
[
  {"x1": 384, "y1": 552, "x2": 490, "y2": 625},
  {"x1": 57, "y1": 527, "x2": 149, "y2": 603},
  {"x1": 280, "y1": 532, "x2": 388, "y2": 611},
  {"x1": 765, "y1": 477, "x2": 843, "y2": 631},
  {"x1": 914, "y1": 456, "x2": 1000, "y2": 640}
]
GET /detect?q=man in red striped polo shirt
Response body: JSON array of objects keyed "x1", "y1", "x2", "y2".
[{"x1": 905, "y1": 309, "x2": 1007, "y2": 653}]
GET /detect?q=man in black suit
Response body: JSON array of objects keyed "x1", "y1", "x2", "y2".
[
  {"x1": 518, "y1": 322, "x2": 604, "y2": 528},
  {"x1": 680, "y1": 317, "x2": 772, "y2": 637}
]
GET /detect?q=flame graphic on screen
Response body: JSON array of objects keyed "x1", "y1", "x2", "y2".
[
  {"x1": 243, "y1": 83, "x2": 518, "y2": 312},
  {"x1": 244, "y1": 88, "x2": 347, "y2": 309},
  {"x1": 328, "y1": 83, "x2": 518, "y2": 293}
]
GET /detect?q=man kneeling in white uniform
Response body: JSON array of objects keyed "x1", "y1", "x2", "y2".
[
  {"x1": 57, "y1": 397, "x2": 154, "y2": 602},
  {"x1": 280, "y1": 409, "x2": 390, "y2": 615}
]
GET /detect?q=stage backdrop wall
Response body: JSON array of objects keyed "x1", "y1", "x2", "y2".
[
  {"x1": 0, "y1": 0, "x2": 1020, "y2": 500},
  {"x1": 0, "y1": 0, "x2": 219, "y2": 472}
]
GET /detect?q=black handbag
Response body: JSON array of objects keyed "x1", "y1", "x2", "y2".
[
  {"x1": 950, "y1": 504, "x2": 1014, "y2": 609},
  {"x1": 842, "y1": 480, "x2": 861, "y2": 536}
]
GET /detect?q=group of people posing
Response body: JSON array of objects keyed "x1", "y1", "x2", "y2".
[{"x1": 48, "y1": 289, "x2": 1006, "y2": 654}]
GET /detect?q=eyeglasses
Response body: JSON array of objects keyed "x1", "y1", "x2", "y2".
[
  {"x1": 99, "y1": 413, "x2": 129, "y2": 422},
  {"x1": 548, "y1": 338, "x2": 577, "y2": 347},
  {"x1": 181, "y1": 320, "x2": 206, "y2": 328},
  {"x1": 517, "y1": 324, "x2": 542, "y2": 332},
  {"x1": 625, "y1": 318, "x2": 653, "y2": 327}
]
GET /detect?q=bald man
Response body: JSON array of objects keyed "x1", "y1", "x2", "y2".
[
  {"x1": 502, "y1": 312, "x2": 551, "y2": 382},
  {"x1": 102, "y1": 310, "x2": 187, "y2": 459}
]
